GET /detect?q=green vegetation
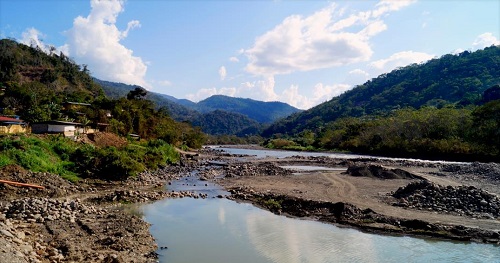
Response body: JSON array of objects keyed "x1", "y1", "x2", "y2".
[
  {"x1": 100, "y1": 81, "x2": 302, "y2": 136},
  {"x1": 0, "y1": 135, "x2": 180, "y2": 181},
  {"x1": 262, "y1": 198, "x2": 282, "y2": 212},
  {"x1": 262, "y1": 46, "x2": 500, "y2": 162},
  {"x1": 0, "y1": 38, "x2": 202, "y2": 181},
  {"x1": 0, "y1": 38, "x2": 206, "y2": 148},
  {"x1": 267, "y1": 102, "x2": 500, "y2": 161},
  {"x1": 195, "y1": 95, "x2": 301, "y2": 123},
  {"x1": 191, "y1": 109, "x2": 262, "y2": 136},
  {"x1": 263, "y1": 46, "x2": 500, "y2": 137}
]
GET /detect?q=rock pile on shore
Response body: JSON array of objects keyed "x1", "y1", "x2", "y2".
[
  {"x1": 346, "y1": 164, "x2": 424, "y2": 180},
  {"x1": 392, "y1": 181, "x2": 500, "y2": 219},
  {"x1": 1, "y1": 197, "x2": 105, "y2": 223},
  {"x1": 0, "y1": 218, "x2": 46, "y2": 263},
  {"x1": 441, "y1": 162, "x2": 500, "y2": 181},
  {"x1": 225, "y1": 162, "x2": 292, "y2": 177},
  {"x1": 91, "y1": 189, "x2": 211, "y2": 204},
  {"x1": 0, "y1": 165, "x2": 79, "y2": 199}
]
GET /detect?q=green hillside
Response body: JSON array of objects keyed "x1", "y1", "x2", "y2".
[
  {"x1": 262, "y1": 46, "x2": 500, "y2": 161},
  {"x1": 100, "y1": 81, "x2": 300, "y2": 135},
  {"x1": 0, "y1": 39, "x2": 103, "y2": 122},
  {"x1": 191, "y1": 109, "x2": 261, "y2": 136},
  {"x1": 263, "y1": 46, "x2": 500, "y2": 137},
  {"x1": 0, "y1": 38, "x2": 205, "y2": 148},
  {"x1": 196, "y1": 95, "x2": 301, "y2": 123},
  {"x1": 96, "y1": 78, "x2": 201, "y2": 122}
]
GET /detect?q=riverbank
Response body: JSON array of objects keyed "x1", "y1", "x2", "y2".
[
  {"x1": 1, "y1": 147, "x2": 499, "y2": 262},
  {"x1": 210, "y1": 150, "x2": 500, "y2": 244},
  {"x1": 0, "y1": 163, "x2": 202, "y2": 263}
]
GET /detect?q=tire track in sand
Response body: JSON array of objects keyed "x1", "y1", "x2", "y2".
[{"x1": 320, "y1": 172, "x2": 357, "y2": 203}]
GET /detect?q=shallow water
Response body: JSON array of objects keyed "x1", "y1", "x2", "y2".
[
  {"x1": 141, "y1": 147, "x2": 495, "y2": 262},
  {"x1": 211, "y1": 146, "x2": 469, "y2": 164},
  {"x1": 142, "y1": 198, "x2": 499, "y2": 263}
]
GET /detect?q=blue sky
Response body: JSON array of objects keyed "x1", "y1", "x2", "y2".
[{"x1": 1, "y1": 0, "x2": 499, "y2": 109}]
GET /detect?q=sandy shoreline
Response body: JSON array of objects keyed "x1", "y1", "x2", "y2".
[{"x1": 1, "y1": 148, "x2": 499, "y2": 262}]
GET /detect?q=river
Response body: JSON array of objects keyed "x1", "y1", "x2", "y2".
[{"x1": 141, "y1": 147, "x2": 499, "y2": 263}]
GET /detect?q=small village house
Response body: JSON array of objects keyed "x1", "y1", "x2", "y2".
[
  {"x1": 31, "y1": 120, "x2": 82, "y2": 138},
  {"x1": 0, "y1": 116, "x2": 27, "y2": 134}
]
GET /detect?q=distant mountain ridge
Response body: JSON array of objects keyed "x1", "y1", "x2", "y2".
[
  {"x1": 98, "y1": 79, "x2": 301, "y2": 135},
  {"x1": 263, "y1": 45, "x2": 500, "y2": 137},
  {"x1": 195, "y1": 95, "x2": 301, "y2": 123}
]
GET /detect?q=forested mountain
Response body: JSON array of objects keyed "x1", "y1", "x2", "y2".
[
  {"x1": 195, "y1": 95, "x2": 301, "y2": 123},
  {"x1": 0, "y1": 39, "x2": 103, "y2": 122},
  {"x1": 99, "y1": 81, "x2": 300, "y2": 135},
  {"x1": 263, "y1": 46, "x2": 500, "y2": 137},
  {"x1": 96, "y1": 79, "x2": 200, "y2": 122},
  {"x1": 99, "y1": 80, "x2": 300, "y2": 124},
  {"x1": 191, "y1": 109, "x2": 261, "y2": 136},
  {"x1": 0, "y1": 38, "x2": 205, "y2": 148}
]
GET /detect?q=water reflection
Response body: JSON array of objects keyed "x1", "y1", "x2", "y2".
[{"x1": 142, "y1": 198, "x2": 499, "y2": 263}]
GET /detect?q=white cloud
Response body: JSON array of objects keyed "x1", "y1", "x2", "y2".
[
  {"x1": 186, "y1": 87, "x2": 237, "y2": 102},
  {"x1": 218, "y1": 66, "x2": 227, "y2": 81},
  {"x1": 229, "y1": 56, "x2": 239, "y2": 62},
  {"x1": 281, "y1": 83, "x2": 352, "y2": 109},
  {"x1": 310, "y1": 83, "x2": 351, "y2": 105},
  {"x1": 121, "y1": 20, "x2": 141, "y2": 39},
  {"x1": 369, "y1": 51, "x2": 434, "y2": 74},
  {"x1": 21, "y1": 27, "x2": 47, "y2": 51},
  {"x1": 240, "y1": 76, "x2": 278, "y2": 101},
  {"x1": 21, "y1": 27, "x2": 67, "y2": 55},
  {"x1": 281, "y1": 85, "x2": 310, "y2": 109},
  {"x1": 373, "y1": 0, "x2": 416, "y2": 18},
  {"x1": 345, "y1": 69, "x2": 370, "y2": 85},
  {"x1": 472, "y1": 32, "x2": 500, "y2": 50},
  {"x1": 64, "y1": 0, "x2": 149, "y2": 88},
  {"x1": 243, "y1": 1, "x2": 415, "y2": 77}
]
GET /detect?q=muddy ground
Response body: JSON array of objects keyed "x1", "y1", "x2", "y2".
[{"x1": 1, "y1": 145, "x2": 500, "y2": 262}]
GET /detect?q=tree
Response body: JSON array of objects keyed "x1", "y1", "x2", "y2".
[{"x1": 127, "y1": 87, "x2": 147, "y2": 100}]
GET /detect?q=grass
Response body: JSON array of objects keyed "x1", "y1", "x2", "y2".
[
  {"x1": 0, "y1": 135, "x2": 180, "y2": 182},
  {"x1": 262, "y1": 198, "x2": 282, "y2": 211}
]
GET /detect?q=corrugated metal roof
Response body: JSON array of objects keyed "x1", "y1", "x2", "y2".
[{"x1": 0, "y1": 116, "x2": 23, "y2": 123}]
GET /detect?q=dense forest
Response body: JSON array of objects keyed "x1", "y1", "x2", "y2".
[
  {"x1": 0, "y1": 38, "x2": 208, "y2": 181},
  {"x1": 99, "y1": 80, "x2": 300, "y2": 135},
  {"x1": 263, "y1": 46, "x2": 500, "y2": 137},
  {"x1": 0, "y1": 38, "x2": 205, "y2": 148},
  {"x1": 263, "y1": 46, "x2": 500, "y2": 162},
  {"x1": 194, "y1": 95, "x2": 301, "y2": 123}
]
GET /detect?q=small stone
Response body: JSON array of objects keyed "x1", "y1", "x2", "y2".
[{"x1": 0, "y1": 229, "x2": 14, "y2": 238}]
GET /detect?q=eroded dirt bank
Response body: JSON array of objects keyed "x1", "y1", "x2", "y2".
[
  {"x1": 1, "y1": 146, "x2": 500, "y2": 262},
  {"x1": 0, "y1": 164, "x2": 199, "y2": 263}
]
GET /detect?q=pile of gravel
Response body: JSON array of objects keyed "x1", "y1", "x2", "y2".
[
  {"x1": 346, "y1": 164, "x2": 424, "y2": 180},
  {"x1": 0, "y1": 198, "x2": 105, "y2": 223},
  {"x1": 90, "y1": 189, "x2": 170, "y2": 203},
  {"x1": 441, "y1": 162, "x2": 500, "y2": 181},
  {"x1": 392, "y1": 181, "x2": 500, "y2": 219},
  {"x1": 225, "y1": 162, "x2": 292, "y2": 177}
]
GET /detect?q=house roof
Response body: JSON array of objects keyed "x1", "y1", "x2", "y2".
[
  {"x1": 32, "y1": 120, "x2": 82, "y2": 126},
  {"x1": 63, "y1": 101, "x2": 91, "y2": 106},
  {"x1": 0, "y1": 116, "x2": 23, "y2": 123}
]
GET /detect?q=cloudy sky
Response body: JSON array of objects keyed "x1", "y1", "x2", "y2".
[{"x1": 1, "y1": 0, "x2": 498, "y2": 109}]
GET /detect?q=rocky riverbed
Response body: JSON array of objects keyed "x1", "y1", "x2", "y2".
[
  {"x1": 1, "y1": 147, "x2": 500, "y2": 263},
  {"x1": 0, "y1": 162, "x2": 201, "y2": 263}
]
